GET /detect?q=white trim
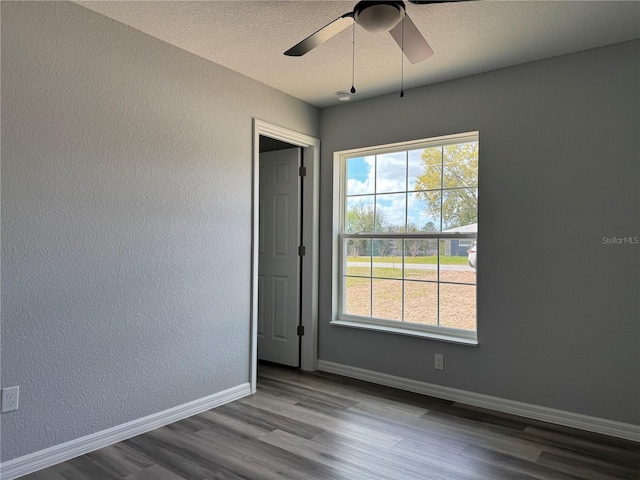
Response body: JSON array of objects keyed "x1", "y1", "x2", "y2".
[
  {"x1": 251, "y1": 119, "x2": 320, "y2": 389},
  {"x1": 335, "y1": 131, "x2": 479, "y2": 158},
  {"x1": 317, "y1": 360, "x2": 640, "y2": 443},
  {"x1": 330, "y1": 319, "x2": 478, "y2": 345},
  {"x1": 0, "y1": 383, "x2": 251, "y2": 480}
]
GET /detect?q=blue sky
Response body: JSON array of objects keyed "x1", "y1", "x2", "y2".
[{"x1": 346, "y1": 151, "x2": 441, "y2": 231}]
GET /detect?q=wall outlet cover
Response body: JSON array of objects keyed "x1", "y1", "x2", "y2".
[
  {"x1": 2, "y1": 386, "x2": 20, "y2": 413},
  {"x1": 434, "y1": 354, "x2": 444, "y2": 371}
]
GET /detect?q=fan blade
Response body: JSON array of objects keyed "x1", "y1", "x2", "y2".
[
  {"x1": 285, "y1": 13, "x2": 354, "y2": 57},
  {"x1": 389, "y1": 14, "x2": 434, "y2": 64}
]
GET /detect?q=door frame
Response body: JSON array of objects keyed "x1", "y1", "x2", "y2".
[{"x1": 251, "y1": 119, "x2": 320, "y2": 392}]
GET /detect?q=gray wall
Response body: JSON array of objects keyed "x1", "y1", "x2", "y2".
[
  {"x1": 319, "y1": 40, "x2": 640, "y2": 425},
  {"x1": 1, "y1": 1, "x2": 318, "y2": 461}
]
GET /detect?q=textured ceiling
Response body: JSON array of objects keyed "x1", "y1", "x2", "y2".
[{"x1": 76, "y1": 1, "x2": 640, "y2": 108}]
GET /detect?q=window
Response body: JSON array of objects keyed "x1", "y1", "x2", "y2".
[{"x1": 332, "y1": 132, "x2": 478, "y2": 344}]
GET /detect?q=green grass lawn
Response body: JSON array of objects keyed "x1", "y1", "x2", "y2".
[{"x1": 347, "y1": 255, "x2": 468, "y2": 265}]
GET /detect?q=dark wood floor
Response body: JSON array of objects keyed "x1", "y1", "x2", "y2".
[{"x1": 23, "y1": 363, "x2": 640, "y2": 479}]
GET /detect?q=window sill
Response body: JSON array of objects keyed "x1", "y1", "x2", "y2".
[{"x1": 330, "y1": 319, "x2": 478, "y2": 345}]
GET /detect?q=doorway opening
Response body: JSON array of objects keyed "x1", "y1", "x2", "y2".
[
  {"x1": 250, "y1": 120, "x2": 320, "y2": 393},
  {"x1": 257, "y1": 139, "x2": 302, "y2": 368}
]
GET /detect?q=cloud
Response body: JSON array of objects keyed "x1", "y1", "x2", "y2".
[
  {"x1": 376, "y1": 193, "x2": 405, "y2": 228},
  {"x1": 346, "y1": 150, "x2": 440, "y2": 231},
  {"x1": 346, "y1": 155, "x2": 375, "y2": 195},
  {"x1": 376, "y1": 152, "x2": 406, "y2": 194}
]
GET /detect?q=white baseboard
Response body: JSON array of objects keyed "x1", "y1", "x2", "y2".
[
  {"x1": 0, "y1": 383, "x2": 251, "y2": 480},
  {"x1": 317, "y1": 360, "x2": 640, "y2": 443}
]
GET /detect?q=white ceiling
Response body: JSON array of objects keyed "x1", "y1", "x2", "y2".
[{"x1": 76, "y1": 1, "x2": 640, "y2": 108}]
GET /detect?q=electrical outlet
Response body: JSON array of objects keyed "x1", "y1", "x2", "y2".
[
  {"x1": 434, "y1": 354, "x2": 444, "y2": 371},
  {"x1": 2, "y1": 386, "x2": 20, "y2": 413}
]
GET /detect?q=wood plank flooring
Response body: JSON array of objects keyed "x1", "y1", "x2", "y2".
[{"x1": 22, "y1": 363, "x2": 640, "y2": 479}]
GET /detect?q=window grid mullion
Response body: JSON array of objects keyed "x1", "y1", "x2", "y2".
[
  {"x1": 342, "y1": 233, "x2": 477, "y2": 240},
  {"x1": 404, "y1": 150, "x2": 409, "y2": 233},
  {"x1": 373, "y1": 154, "x2": 378, "y2": 234},
  {"x1": 369, "y1": 239, "x2": 373, "y2": 318},
  {"x1": 346, "y1": 186, "x2": 474, "y2": 198},
  {"x1": 437, "y1": 147, "x2": 443, "y2": 327},
  {"x1": 401, "y1": 240, "x2": 405, "y2": 323},
  {"x1": 371, "y1": 154, "x2": 376, "y2": 316},
  {"x1": 403, "y1": 150, "x2": 408, "y2": 323},
  {"x1": 437, "y1": 240, "x2": 441, "y2": 327}
]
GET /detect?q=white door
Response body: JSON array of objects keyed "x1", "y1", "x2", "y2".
[{"x1": 258, "y1": 148, "x2": 301, "y2": 367}]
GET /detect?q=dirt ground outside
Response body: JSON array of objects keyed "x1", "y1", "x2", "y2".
[{"x1": 344, "y1": 270, "x2": 476, "y2": 331}]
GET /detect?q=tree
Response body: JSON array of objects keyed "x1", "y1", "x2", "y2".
[
  {"x1": 406, "y1": 239, "x2": 422, "y2": 257},
  {"x1": 346, "y1": 201, "x2": 384, "y2": 234},
  {"x1": 405, "y1": 222, "x2": 436, "y2": 257},
  {"x1": 345, "y1": 201, "x2": 385, "y2": 257},
  {"x1": 347, "y1": 241, "x2": 363, "y2": 257},
  {"x1": 374, "y1": 240, "x2": 393, "y2": 257},
  {"x1": 414, "y1": 143, "x2": 478, "y2": 229},
  {"x1": 422, "y1": 221, "x2": 437, "y2": 233}
]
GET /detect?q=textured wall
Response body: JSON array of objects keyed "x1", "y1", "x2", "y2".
[
  {"x1": 319, "y1": 41, "x2": 640, "y2": 425},
  {"x1": 1, "y1": 1, "x2": 318, "y2": 461}
]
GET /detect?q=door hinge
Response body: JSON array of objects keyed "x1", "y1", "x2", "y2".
[
  {"x1": 298, "y1": 246, "x2": 306, "y2": 256},
  {"x1": 299, "y1": 166, "x2": 307, "y2": 177},
  {"x1": 297, "y1": 325, "x2": 305, "y2": 336}
]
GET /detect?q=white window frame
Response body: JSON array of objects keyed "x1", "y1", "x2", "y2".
[{"x1": 331, "y1": 132, "x2": 479, "y2": 345}]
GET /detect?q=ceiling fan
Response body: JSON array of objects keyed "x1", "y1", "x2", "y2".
[{"x1": 284, "y1": 0, "x2": 470, "y2": 64}]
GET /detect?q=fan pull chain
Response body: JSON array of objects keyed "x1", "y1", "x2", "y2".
[
  {"x1": 400, "y1": 16, "x2": 405, "y2": 98},
  {"x1": 351, "y1": 22, "x2": 356, "y2": 94}
]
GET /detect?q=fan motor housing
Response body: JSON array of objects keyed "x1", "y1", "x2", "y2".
[{"x1": 353, "y1": 1, "x2": 406, "y2": 33}]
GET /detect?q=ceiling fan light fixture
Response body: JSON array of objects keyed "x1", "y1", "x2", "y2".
[
  {"x1": 336, "y1": 90, "x2": 352, "y2": 101},
  {"x1": 354, "y1": 1, "x2": 405, "y2": 33}
]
